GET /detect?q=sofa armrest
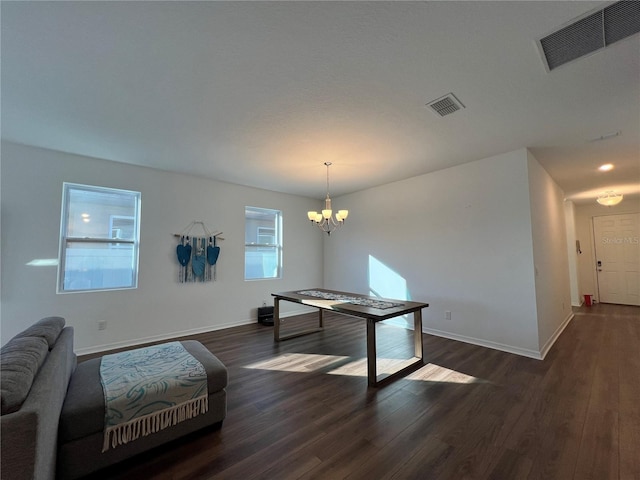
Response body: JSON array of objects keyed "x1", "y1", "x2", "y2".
[{"x1": 1, "y1": 409, "x2": 38, "y2": 480}]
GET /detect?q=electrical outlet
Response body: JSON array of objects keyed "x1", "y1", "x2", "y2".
[
  {"x1": 445, "y1": 311, "x2": 451, "y2": 320},
  {"x1": 98, "y1": 320, "x2": 107, "y2": 331}
]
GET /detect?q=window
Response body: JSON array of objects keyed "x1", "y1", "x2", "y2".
[
  {"x1": 58, "y1": 183, "x2": 141, "y2": 293},
  {"x1": 245, "y1": 207, "x2": 282, "y2": 280}
]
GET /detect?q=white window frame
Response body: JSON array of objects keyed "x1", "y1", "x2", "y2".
[
  {"x1": 244, "y1": 206, "x2": 282, "y2": 281},
  {"x1": 57, "y1": 183, "x2": 141, "y2": 293}
]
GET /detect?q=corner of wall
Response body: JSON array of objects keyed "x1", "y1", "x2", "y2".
[{"x1": 525, "y1": 150, "x2": 572, "y2": 352}]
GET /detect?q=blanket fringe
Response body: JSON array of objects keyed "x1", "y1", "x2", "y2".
[{"x1": 102, "y1": 395, "x2": 209, "y2": 452}]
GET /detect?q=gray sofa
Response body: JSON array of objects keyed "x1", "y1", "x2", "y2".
[
  {"x1": 1, "y1": 317, "x2": 228, "y2": 480},
  {"x1": 1, "y1": 317, "x2": 76, "y2": 480}
]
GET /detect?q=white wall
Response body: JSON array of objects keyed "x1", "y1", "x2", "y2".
[
  {"x1": 574, "y1": 198, "x2": 640, "y2": 302},
  {"x1": 0, "y1": 142, "x2": 323, "y2": 352},
  {"x1": 526, "y1": 151, "x2": 572, "y2": 356},
  {"x1": 1, "y1": 142, "x2": 581, "y2": 359},
  {"x1": 324, "y1": 149, "x2": 545, "y2": 358}
]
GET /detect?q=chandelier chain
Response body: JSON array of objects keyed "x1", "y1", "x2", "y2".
[{"x1": 325, "y1": 162, "x2": 331, "y2": 198}]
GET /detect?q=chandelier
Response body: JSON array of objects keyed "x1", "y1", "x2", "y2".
[
  {"x1": 307, "y1": 162, "x2": 349, "y2": 235},
  {"x1": 596, "y1": 190, "x2": 623, "y2": 206}
]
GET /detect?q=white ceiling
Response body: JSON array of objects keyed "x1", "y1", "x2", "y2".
[{"x1": 2, "y1": 1, "x2": 639, "y2": 204}]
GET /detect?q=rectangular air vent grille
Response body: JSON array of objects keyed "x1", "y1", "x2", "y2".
[
  {"x1": 605, "y1": 0, "x2": 640, "y2": 44},
  {"x1": 426, "y1": 93, "x2": 465, "y2": 117},
  {"x1": 539, "y1": 0, "x2": 640, "y2": 71}
]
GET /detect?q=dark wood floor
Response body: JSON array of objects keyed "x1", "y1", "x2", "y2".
[{"x1": 82, "y1": 303, "x2": 639, "y2": 480}]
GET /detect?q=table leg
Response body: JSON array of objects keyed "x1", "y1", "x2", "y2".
[
  {"x1": 274, "y1": 297, "x2": 281, "y2": 342},
  {"x1": 273, "y1": 298, "x2": 324, "y2": 341},
  {"x1": 368, "y1": 309, "x2": 425, "y2": 387},
  {"x1": 367, "y1": 318, "x2": 377, "y2": 387},
  {"x1": 414, "y1": 309, "x2": 424, "y2": 359}
]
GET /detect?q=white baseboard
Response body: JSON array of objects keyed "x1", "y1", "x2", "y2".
[
  {"x1": 74, "y1": 308, "x2": 313, "y2": 356},
  {"x1": 77, "y1": 309, "x2": 576, "y2": 361},
  {"x1": 423, "y1": 311, "x2": 575, "y2": 361},
  {"x1": 422, "y1": 327, "x2": 544, "y2": 360},
  {"x1": 538, "y1": 311, "x2": 574, "y2": 360}
]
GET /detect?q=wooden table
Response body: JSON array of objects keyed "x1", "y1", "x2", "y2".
[{"x1": 272, "y1": 289, "x2": 429, "y2": 387}]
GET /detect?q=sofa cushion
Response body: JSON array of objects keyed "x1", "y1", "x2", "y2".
[
  {"x1": 0, "y1": 336, "x2": 50, "y2": 414},
  {"x1": 14, "y1": 316, "x2": 66, "y2": 348}
]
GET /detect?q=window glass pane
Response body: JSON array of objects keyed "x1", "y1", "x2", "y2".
[
  {"x1": 67, "y1": 188, "x2": 138, "y2": 239},
  {"x1": 244, "y1": 245, "x2": 279, "y2": 280},
  {"x1": 245, "y1": 206, "x2": 281, "y2": 280},
  {"x1": 59, "y1": 183, "x2": 140, "y2": 293},
  {"x1": 63, "y1": 242, "x2": 135, "y2": 291}
]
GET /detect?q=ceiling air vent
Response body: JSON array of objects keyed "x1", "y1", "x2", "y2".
[
  {"x1": 426, "y1": 93, "x2": 465, "y2": 117},
  {"x1": 538, "y1": 0, "x2": 640, "y2": 71}
]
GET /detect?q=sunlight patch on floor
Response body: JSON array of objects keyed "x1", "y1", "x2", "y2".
[
  {"x1": 244, "y1": 353, "x2": 482, "y2": 384},
  {"x1": 244, "y1": 353, "x2": 350, "y2": 373},
  {"x1": 325, "y1": 357, "x2": 419, "y2": 376},
  {"x1": 405, "y1": 362, "x2": 480, "y2": 384}
]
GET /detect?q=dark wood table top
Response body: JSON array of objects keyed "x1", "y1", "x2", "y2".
[{"x1": 272, "y1": 288, "x2": 428, "y2": 321}]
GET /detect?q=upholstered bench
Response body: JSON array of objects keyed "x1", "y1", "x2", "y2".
[{"x1": 57, "y1": 340, "x2": 227, "y2": 480}]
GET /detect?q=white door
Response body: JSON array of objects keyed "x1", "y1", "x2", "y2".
[{"x1": 593, "y1": 213, "x2": 640, "y2": 306}]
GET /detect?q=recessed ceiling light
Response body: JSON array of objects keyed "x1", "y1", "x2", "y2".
[{"x1": 598, "y1": 163, "x2": 614, "y2": 172}]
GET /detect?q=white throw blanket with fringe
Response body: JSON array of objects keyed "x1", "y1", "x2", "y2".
[{"x1": 99, "y1": 341, "x2": 208, "y2": 452}]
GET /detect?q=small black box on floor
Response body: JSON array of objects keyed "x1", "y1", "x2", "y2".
[{"x1": 258, "y1": 306, "x2": 274, "y2": 326}]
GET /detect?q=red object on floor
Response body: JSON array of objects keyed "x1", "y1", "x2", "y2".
[{"x1": 584, "y1": 294, "x2": 593, "y2": 306}]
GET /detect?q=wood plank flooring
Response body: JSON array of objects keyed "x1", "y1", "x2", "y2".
[{"x1": 81, "y1": 303, "x2": 639, "y2": 480}]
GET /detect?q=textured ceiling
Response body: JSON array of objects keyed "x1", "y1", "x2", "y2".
[{"x1": 2, "y1": 1, "x2": 639, "y2": 204}]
